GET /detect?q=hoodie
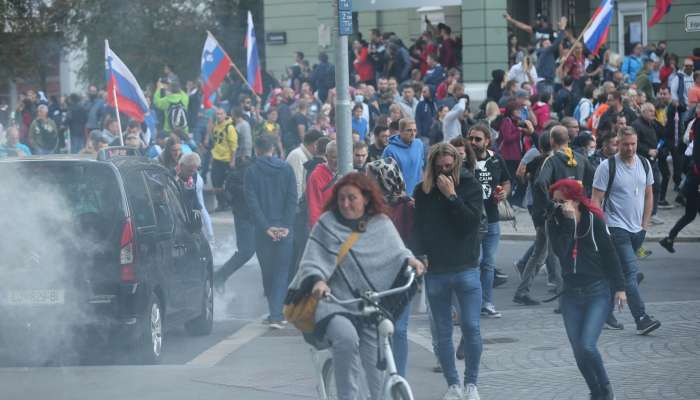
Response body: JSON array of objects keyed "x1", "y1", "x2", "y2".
[
  {"x1": 244, "y1": 155, "x2": 298, "y2": 232},
  {"x1": 382, "y1": 135, "x2": 425, "y2": 195}
]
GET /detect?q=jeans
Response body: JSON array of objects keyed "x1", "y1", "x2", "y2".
[
  {"x1": 324, "y1": 315, "x2": 381, "y2": 400},
  {"x1": 515, "y1": 225, "x2": 562, "y2": 297},
  {"x1": 426, "y1": 268, "x2": 483, "y2": 386},
  {"x1": 255, "y1": 231, "x2": 293, "y2": 321},
  {"x1": 214, "y1": 213, "x2": 256, "y2": 284},
  {"x1": 561, "y1": 279, "x2": 613, "y2": 394},
  {"x1": 211, "y1": 159, "x2": 229, "y2": 208},
  {"x1": 392, "y1": 302, "x2": 410, "y2": 377},
  {"x1": 609, "y1": 227, "x2": 647, "y2": 322},
  {"x1": 480, "y1": 222, "x2": 500, "y2": 306}
]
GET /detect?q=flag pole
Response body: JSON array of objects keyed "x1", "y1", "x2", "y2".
[
  {"x1": 207, "y1": 31, "x2": 261, "y2": 105},
  {"x1": 106, "y1": 39, "x2": 124, "y2": 146}
]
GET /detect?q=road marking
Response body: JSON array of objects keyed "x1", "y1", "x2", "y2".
[{"x1": 187, "y1": 315, "x2": 269, "y2": 367}]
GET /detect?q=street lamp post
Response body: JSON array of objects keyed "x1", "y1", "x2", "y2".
[{"x1": 335, "y1": 0, "x2": 353, "y2": 176}]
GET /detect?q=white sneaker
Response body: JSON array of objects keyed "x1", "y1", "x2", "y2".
[
  {"x1": 442, "y1": 384, "x2": 464, "y2": 400},
  {"x1": 464, "y1": 383, "x2": 480, "y2": 400}
]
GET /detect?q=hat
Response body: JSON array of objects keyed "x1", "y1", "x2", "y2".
[{"x1": 515, "y1": 90, "x2": 529, "y2": 99}]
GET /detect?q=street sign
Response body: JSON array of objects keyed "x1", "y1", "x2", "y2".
[
  {"x1": 686, "y1": 13, "x2": 700, "y2": 32},
  {"x1": 338, "y1": 0, "x2": 353, "y2": 36}
]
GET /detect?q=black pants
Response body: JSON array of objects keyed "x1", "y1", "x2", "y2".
[
  {"x1": 211, "y1": 159, "x2": 230, "y2": 208},
  {"x1": 659, "y1": 148, "x2": 671, "y2": 202},
  {"x1": 506, "y1": 159, "x2": 525, "y2": 207},
  {"x1": 214, "y1": 212, "x2": 256, "y2": 284},
  {"x1": 669, "y1": 175, "x2": 700, "y2": 240}
]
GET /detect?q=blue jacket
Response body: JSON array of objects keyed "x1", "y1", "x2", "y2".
[
  {"x1": 382, "y1": 135, "x2": 425, "y2": 196},
  {"x1": 621, "y1": 55, "x2": 642, "y2": 83},
  {"x1": 423, "y1": 64, "x2": 446, "y2": 90},
  {"x1": 415, "y1": 99, "x2": 437, "y2": 139},
  {"x1": 244, "y1": 155, "x2": 298, "y2": 231}
]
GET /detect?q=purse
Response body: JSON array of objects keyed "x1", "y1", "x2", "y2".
[
  {"x1": 284, "y1": 231, "x2": 360, "y2": 333},
  {"x1": 498, "y1": 199, "x2": 517, "y2": 230}
]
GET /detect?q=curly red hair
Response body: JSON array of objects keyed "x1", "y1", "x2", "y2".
[
  {"x1": 324, "y1": 172, "x2": 388, "y2": 217},
  {"x1": 549, "y1": 179, "x2": 605, "y2": 221}
]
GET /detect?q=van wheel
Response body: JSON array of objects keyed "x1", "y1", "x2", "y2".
[
  {"x1": 185, "y1": 276, "x2": 214, "y2": 336},
  {"x1": 135, "y1": 292, "x2": 164, "y2": 364}
]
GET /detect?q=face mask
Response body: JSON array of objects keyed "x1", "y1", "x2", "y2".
[
  {"x1": 354, "y1": 95, "x2": 364, "y2": 103},
  {"x1": 587, "y1": 148, "x2": 595, "y2": 157}
]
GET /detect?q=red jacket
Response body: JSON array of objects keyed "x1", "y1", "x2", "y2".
[
  {"x1": 496, "y1": 117, "x2": 522, "y2": 161},
  {"x1": 353, "y1": 47, "x2": 374, "y2": 83},
  {"x1": 306, "y1": 163, "x2": 335, "y2": 228}
]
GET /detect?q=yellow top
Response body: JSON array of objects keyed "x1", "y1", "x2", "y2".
[{"x1": 211, "y1": 118, "x2": 238, "y2": 162}]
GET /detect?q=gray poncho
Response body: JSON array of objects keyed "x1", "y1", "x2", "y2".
[{"x1": 288, "y1": 211, "x2": 413, "y2": 325}]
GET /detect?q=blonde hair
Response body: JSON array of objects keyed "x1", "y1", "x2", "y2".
[
  {"x1": 485, "y1": 101, "x2": 500, "y2": 120},
  {"x1": 421, "y1": 143, "x2": 463, "y2": 194}
]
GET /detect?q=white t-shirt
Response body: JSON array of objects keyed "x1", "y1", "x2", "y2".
[{"x1": 593, "y1": 154, "x2": 653, "y2": 233}]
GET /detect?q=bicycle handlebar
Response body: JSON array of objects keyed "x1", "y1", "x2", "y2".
[{"x1": 324, "y1": 267, "x2": 416, "y2": 307}]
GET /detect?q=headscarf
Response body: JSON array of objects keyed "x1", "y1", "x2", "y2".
[{"x1": 366, "y1": 157, "x2": 407, "y2": 205}]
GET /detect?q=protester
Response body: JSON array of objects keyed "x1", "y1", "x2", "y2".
[
  {"x1": 154, "y1": 80, "x2": 189, "y2": 135},
  {"x1": 307, "y1": 140, "x2": 338, "y2": 228},
  {"x1": 244, "y1": 134, "x2": 297, "y2": 329},
  {"x1": 29, "y1": 104, "x2": 58, "y2": 154},
  {"x1": 368, "y1": 125, "x2": 390, "y2": 162},
  {"x1": 210, "y1": 108, "x2": 238, "y2": 212},
  {"x1": 413, "y1": 143, "x2": 484, "y2": 400},
  {"x1": 352, "y1": 141, "x2": 369, "y2": 171},
  {"x1": 0, "y1": 126, "x2": 31, "y2": 157},
  {"x1": 176, "y1": 152, "x2": 213, "y2": 242},
  {"x1": 383, "y1": 118, "x2": 425, "y2": 196}
]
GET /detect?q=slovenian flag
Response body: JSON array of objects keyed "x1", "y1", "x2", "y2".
[
  {"x1": 105, "y1": 41, "x2": 149, "y2": 122},
  {"x1": 245, "y1": 11, "x2": 263, "y2": 95},
  {"x1": 201, "y1": 32, "x2": 233, "y2": 109},
  {"x1": 582, "y1": 0, "x2": 615, "y2": 56},
  {"x1": 648, "y1": 0, "x2": 672, "y2": 27}
]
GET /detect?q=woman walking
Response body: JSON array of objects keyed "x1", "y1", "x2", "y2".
[{"x1": 547, "y1": 179, "x2": 626, "y2": 400}]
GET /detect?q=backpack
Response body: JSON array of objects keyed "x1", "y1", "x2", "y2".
[
  {"x1": 573, "y1": 98, "x2": 592, "y2": 125},
  {"x1": 602, "y1": 155, "x2": 651, "y2": 210},
  {"x1": 167, "y1": 101, "x2": 188, "y2": 131}
]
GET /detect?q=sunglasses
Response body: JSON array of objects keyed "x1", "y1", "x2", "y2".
[{"x1": 468, "y1": 136, "x2": 483, "y2": 142}]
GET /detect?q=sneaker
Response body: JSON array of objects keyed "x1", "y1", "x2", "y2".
[
  {"x1": 513, "y1": 294, "x2": 540, "y2": 306},
  {"x1": 268, "y1": 320, "x2": 286, "y2": 330},
  {"x1": 493, "y1": 275, "x2": 508, "y2": 288},
  {"x1": 456, "y1": 337, "x2": 465, "y2": 360},
  {"x1": 636, "y1": 315, "x2": 661, "y2": 335},
  {"x1": 464, "y1": 384, "x2": 480, "y2": 400},
  {"x1": 513, "y1": 261, "x2": 525, "y2": 280},
  {"x1": 481, "y1": 303, "x2": 502, "y2": 318},
  {"x1": 442, "y1": 384, "x2": 463, "y2": 400},
  {"x1": 657, "y1": 200, "x2": 673, "y2": 209},
  {"x1": 650, "y1": 215, "x2": 664, "y2": 226},
  {"x1": 432, "y1": 363, "x2": 443, "y2": 373},
  {"x1": 659, "y1": 237, "x2": 676, "y2": 253},
  {"x1": 494, "y1": 268, "x2": 508, "y2": 279},
  {"x1": 546, "y1": 280, "x2": 557, "y2": 287},
  {"x1": 636, "y1": 247, "x2": 652, "y2": 260},
  {"x1": 604, "y1": 313, "x2": 624, "y2": 330}
]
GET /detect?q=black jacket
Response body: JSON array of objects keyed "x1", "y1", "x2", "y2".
[
  {"x1": 631, "y1": 117, "x2": 661, "y2": 159},
  {"x1": 244, "y1": 155, "x2": 298, "y2": 232},
  {"x1": 547, "y1": 209, "x2": 625, "y2": 292},
  {"x1": 412, "y1": 169, "x2": 483, "y2": 273}
]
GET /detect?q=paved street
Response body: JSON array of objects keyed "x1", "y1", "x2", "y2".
[{"x1": 1, "y1": 216, "x2": 699, "y2": 400}]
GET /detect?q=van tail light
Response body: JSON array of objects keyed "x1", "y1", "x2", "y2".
[{"x1": 120, "y1": 218, "x2": 136, "y2": 283}]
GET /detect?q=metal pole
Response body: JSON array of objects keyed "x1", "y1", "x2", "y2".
[
  {"x1": 106, "y1": 40, "x2": 124, "y2": 146},
  {"x1": 334, "y1": 0, "x2": 353, "y2": 176}
]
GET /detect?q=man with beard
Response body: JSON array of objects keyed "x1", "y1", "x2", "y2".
[
  {"x1": 368, "y1": 125, "x2": 390, "y2": 163},
  {"x1": 468, "y1": 124, "x2": 511, "y2": 318}
]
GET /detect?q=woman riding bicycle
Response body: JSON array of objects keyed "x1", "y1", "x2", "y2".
[{"x1": 288, "y1": 172, "x2": 425, "y2": 400}]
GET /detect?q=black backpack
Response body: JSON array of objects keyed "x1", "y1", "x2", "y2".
[
  {"x1": 602, "y1": 155, "x2": 651, "y2": 210},
  {"x1": 167, "y1": 101, "x2": 188, "y2": 131}
]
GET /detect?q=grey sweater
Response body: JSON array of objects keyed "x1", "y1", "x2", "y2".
[{"x1": 288, "y1": 211, "x2": 413, "y2": 324}]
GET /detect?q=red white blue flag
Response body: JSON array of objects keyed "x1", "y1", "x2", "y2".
[
  {"x1": 246, "y1": 11, "x2": 263, "y2": 95},
  {"x1": 201, "y1": 32, "x2": 233, "y2": 109},
  {"x1": 105, "y1": 41, "x2": 149, "y2": 122},
  {"x1": 648, "y1": 0, "x2": 672, "y2": 27},
  {"x1": 582, "y1": 0, "x2": 615, "y2": 56}
]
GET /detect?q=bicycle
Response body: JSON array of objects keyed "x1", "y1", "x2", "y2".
[{"x1": 311, "y1": 267, "x2": 417, "y2": 400}]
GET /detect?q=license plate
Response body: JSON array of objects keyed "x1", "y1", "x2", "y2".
[{"x1": 1, "y1": 289, "x2": 65, "y2": 306}]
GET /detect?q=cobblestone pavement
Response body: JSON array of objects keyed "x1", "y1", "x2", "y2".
[{"x1": 410, "y1": 300, "x2": 700, "y2": 400}]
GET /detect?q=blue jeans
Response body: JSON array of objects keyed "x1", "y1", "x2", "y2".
[
  {"x1": 426, "y1": 268, "x2": 483, "y2": 386},
  {"x1": 561, "y1": 279, "x2": 612, "y2": 394},
  {"x1": 480, "y1": 222, "x2": 500, "y2": 306},
  {"x1": 255, "y1": 232, "x2": 293, "y2": 321},
  {"x1": 609, "y1": 227, "x2": 647, "y2": 322},
  {"x1": 392, "y1": 302, "x2": 410, "y2": 377}
]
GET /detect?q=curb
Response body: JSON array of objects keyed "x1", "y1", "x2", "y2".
[{"x1": 501, "y1": 233, "x2": 700, "y2": 243}]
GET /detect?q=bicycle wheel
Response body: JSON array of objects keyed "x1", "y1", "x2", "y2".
[
  {"x1": 390, "y1": 381, "x2": 413, "y2": 400},
  {"x1": 322, "y1": 358, "x2": 338, "y2": 400}
]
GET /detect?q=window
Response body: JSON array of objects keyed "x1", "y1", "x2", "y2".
[
  {"x1": 165, "y1": 178, "x2": 188, "y2": 226},
  {"x1": 144, "y1": 171, "x2": 174, "y2": 234},
  {"x1": 618, "y1": 2, "x2": 647, "y2": 55},
  {"x1": 124, "y1": 171, "x2": 156, "y2": 228}
]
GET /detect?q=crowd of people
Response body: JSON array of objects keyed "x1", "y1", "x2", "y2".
[{"x1": 1, "y1": 14, "x2": 700, "y2": 400}]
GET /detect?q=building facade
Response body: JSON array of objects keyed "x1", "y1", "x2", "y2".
[{"x1": 262, "y1": 0, "x2": 699, "y2": 89}]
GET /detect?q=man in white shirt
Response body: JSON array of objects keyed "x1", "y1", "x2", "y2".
[
  {"x1": 285, "y1": 130, "x2": 323, "y2": 201},
  {"x1": 591, "y1": 127, "x2": 661, "y2": 336},
  {"x1": 507, "y1": 55, "x2": 538, "y2": 87}
]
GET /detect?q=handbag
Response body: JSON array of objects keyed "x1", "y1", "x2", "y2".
[
  {"x1": 498, "y1": 199, "x2": 517, "y2": 230},
  {"x1": 283, "y1": 231, "x2": 360, "y2": 333}
]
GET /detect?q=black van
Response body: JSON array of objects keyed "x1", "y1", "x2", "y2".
[{"x1": 0, "y1": 149, "x2": 213, "y2": 364}]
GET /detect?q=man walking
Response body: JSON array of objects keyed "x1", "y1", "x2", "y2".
[
  {"x1": 210, "y1": 108, "x2": 238, "y2": 212},
  {"x1": 383, "y1": 118, "x2": 425, "y2": 195},
  {"x1": 244, "y1": 134, "x2": 297, "y2": 329},
  {"x1": 591, "y1": 127, "x2": 662, "y2": 335}
]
